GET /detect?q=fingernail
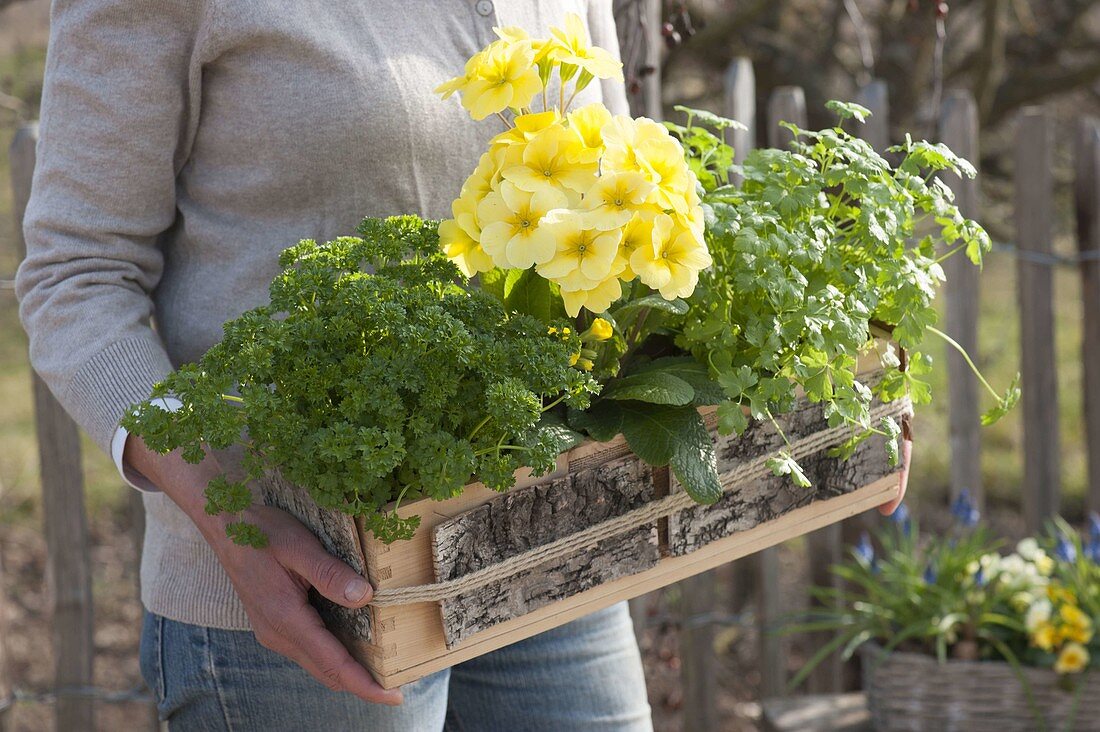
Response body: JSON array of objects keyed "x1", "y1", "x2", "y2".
[{"x1": 345, "y1": 577, "x2": 370, "y2": 602}]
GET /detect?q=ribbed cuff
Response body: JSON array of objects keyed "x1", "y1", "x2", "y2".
[
  {"x1": 64, "y1": 335, "x2": 175, "y2": 455},
  {"x1": 111, "y1": 396, "x2": 183, "y2": 492}
]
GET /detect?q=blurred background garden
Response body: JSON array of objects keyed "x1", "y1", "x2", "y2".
[{"x1": 2, "y1": 0, "x2": 1099, "y2": 730}]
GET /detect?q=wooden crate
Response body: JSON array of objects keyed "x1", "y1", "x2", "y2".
[{"x1": 262, "y1": 385, "x2": 908, "y2": 690}]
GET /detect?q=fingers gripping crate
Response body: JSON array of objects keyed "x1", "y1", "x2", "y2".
[{"x1": 261, "y1": 387, "x2": 910, "y2": 689}]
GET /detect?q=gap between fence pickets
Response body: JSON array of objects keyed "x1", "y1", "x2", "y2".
[{"x1": 371, "y1": 474, "x2": 901, "y2": 689}]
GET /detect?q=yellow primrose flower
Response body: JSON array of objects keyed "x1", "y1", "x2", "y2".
[
  {"x1": 1060, "y1": 604, "x2": 1093, "y2": 632},
  {"x1": 1055, "y1": 642, "x2": 1090, "y2": 674},
  {"x1": 584, "y1": 318, "x2": 614, "y2": 341},
  {"x1": 629, "y1": 214, "x2": 713, "y2": 300},
  {"x1": 617, "y1": 212, "x2": 658, "y2": 281},
  {"x1": 490, "y1": 109, "x2": 562, "y2": 153},
  {"x1": 548, "y1": 12, "x2": 624, "y2": 82},
  {"x1": 1035, "y1": 553, "x2": 1055, "y2": 576},
  {"x1": 460, "y1": 152, "x2": 500, "y2": 201},
  {"x1": 1032, "y1": 621, "x2": 1058, "y2": 652},
  {"x1": 450, "y1": 40, "x2": 543, "y2": 120},
  {"x1": 503, "y1": 124, "x2": 597, "y2": 199},
  {"x1": 1060, "y1": 623, "x2": 1093, "y2": 645},
  {"x1": 566, "y1": 103, "x2": 612, "y2": 163},
  {"x1": 477, "y1": 180, "x2": 566, "y2": 269},
  {"x1": 536, "y1": 211, "x2": 623, "y2": 293},
  {"x1": 1049, "y1": 585, "x2": 1078, "y2": 605},
  {"x1": 583, "y1": 171, "x2": 655, "y2": 231},
  {"x1": 439, "y1": 218, "x2": 493, "y2": 278},
  {"x1": 560, "y1": 275, "x2": 624, "y2": 317}
]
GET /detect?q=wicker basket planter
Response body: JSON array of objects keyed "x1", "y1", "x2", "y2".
[
  {"x1": 260, "y1": 375, "x2": 909, "y2": 689},
  {"x1": 862, "y1": 644, "x2": 1100, "y2": 732}
]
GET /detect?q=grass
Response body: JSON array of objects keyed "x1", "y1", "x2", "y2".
[{"x1": 0, "y1": 40, "x2": 1092, "y2": 531}]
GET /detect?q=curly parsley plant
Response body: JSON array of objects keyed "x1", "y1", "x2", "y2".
[{"x1": 123, "y1": 216, "x2": 597, "y2": 545}]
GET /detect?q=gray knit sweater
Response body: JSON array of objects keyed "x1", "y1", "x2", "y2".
[{"x1": 16, "y1": 0, "x2": 629, "y2": 630}]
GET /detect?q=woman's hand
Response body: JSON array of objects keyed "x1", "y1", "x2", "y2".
[
  {"x1": 877, "y1": 438, "x2": 912, "y2": 516},
  {"x1": 124, "y1": 436, "x2": 403, "y2": 706}
]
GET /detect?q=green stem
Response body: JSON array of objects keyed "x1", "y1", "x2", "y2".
[
  {"x1": 926, "y1": 325, "x2": 1002, "y2": 402},
  {"x1": 220, "y1": 394, "x2": 244, "y2": 404},
  {"x1": 467, "y1": 414, "x2": 492, "y2": 440},
  {"x1": 934, "y1": 242, "x2": 969, "y2": 264},
  {"x1": 765, "y1": 409, "x2": 793, "y2": 449},
  {"x1": 474, "y1": 445, "x2": 531, "y2": 457},
  {"x1": 541, "y1": 393, "x2": 567, "y2": 412},
  {"x1": 563, "y1": 84, "x2": 580, "y2": 114}
]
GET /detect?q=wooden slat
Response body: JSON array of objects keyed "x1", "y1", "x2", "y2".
[
  {"x1": 1077, "y1": 118, "x2": 1100, "y2": 515},
  {"x1": 724, "y1": 57, "x2": 755, "y2": 186},
  {"x1": 854, "y1": 80, "x2": 890, "y2": 154},
  {"x1": 940, "y1": 90, "x2": 984, "y2": 507},
  {"x1": 11, "y1": 124, "x2": 95, "y2": 731},
  {"x1": 681, "y1": 570, "x2": 718, "y2": 732},
  {"x1": 1015, "y1": 108, "x2": 1062, "y2": 531}
]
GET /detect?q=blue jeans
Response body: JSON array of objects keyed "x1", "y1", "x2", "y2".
[{"x1": 139, "y1": 602, "x2": 652, "y2": 731}]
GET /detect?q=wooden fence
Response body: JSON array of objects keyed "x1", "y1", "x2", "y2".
[{"x1": 3, "y1": 47, "x2": 1100, "y2": 732}]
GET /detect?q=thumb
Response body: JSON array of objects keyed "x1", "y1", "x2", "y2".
[{"x1": 279, "y1": 531, "x2": 374, "y2": 609}]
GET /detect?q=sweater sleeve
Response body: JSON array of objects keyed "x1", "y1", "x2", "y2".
[
  {"x1": 587, "y1": 0, "x2": 630, "y2": 117},
  {"x1": 15, "y1": 0, "x2": 210, "y2": 454}
]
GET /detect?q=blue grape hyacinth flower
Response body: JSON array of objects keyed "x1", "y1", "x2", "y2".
[
  {"x1": 923, "y1": 563, "x2": 938, "y2": 585},
  {"x1": 855, "y1": 531, "x2": 876, "y2": 569},
  {"x1": 950, "y1": 488, "x2": 980, "y2": 528},
  {"x1": 1055, "y1": 534, "x2": 1077, "y2": 564},
  {"x1": 889, "y1": 501, "x2": 912, "y2": 537}
]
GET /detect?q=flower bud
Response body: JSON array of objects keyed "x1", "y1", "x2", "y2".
[{"x1": 583, "y1": 317, "x2": 614, "y2": 342}]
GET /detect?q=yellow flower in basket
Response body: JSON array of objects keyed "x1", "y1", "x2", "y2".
[
  {"x1": 1032, "y1": 621, "x2": 1058, "y2": 652},
  {"x1": 436, "y1": 39, "x2": 542, "y2": 121},
  {"x1": 477, "y1": 181, "x2": 565, "y2": 269},
  {"x1": 548, "y1": 12, "x2": 624, "y2": 83},
  {"x1": 436, "y1": 13, "x2": 712, "y2": 317},
  {"x1": 630, "y1": 214, "x2": 713, "y2": 300},
  {"x1": 1055, "y1": 642, "x2": 1090, "y2": 674}
]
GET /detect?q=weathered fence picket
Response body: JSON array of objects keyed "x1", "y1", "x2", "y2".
[
  {"x1": 1077, "y1": 119, "x2": 1100, "y2": 516},
  {"x1": 939, "y1": 90, "x2": 984, "y2": 507},
  {"x1": 1015, "y1": 109, "x2": 1062, "y2": 531},
  {"x1": 10, "y1": 124, "x2": 95, "y2": 732}
]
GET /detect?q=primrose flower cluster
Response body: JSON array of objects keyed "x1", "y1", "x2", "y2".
[{"x1": 436, "y1": 14, "x2": 711, "y2": 316}]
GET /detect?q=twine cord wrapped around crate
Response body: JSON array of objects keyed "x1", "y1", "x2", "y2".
[{"x1": 367, "y1": 397, "x2": 911, "y2": 608}]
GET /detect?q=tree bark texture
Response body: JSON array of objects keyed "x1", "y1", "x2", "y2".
[
  {"x1": 432, "y1": 456, "x2": 660, "y2": 647},
  {"x1": 259, "y1": 470, "x2": 373, "y2": 643}
]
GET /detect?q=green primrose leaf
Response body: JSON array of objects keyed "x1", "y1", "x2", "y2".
[
  {"x1": 603, "y1": 370, "x2": 695, "y2": 406},
  {"x1": 504, "y1": 268, "x2": 567, "y2": 324}
]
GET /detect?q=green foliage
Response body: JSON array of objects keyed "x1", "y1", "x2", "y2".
[
  {"x1": 123, "y1": 216, "x2": 597, "y2": 544},
  {"x1": 663, "y1": 102, "x2": 1011, "y2": 485}
]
